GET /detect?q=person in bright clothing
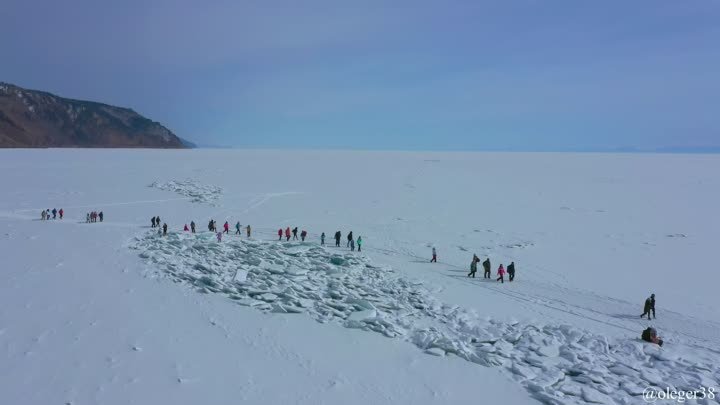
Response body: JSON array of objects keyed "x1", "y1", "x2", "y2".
[
  {"x1": 496, "y1": 264, "x2": 506, "y2": 283},
  {"x1": 357, "y1": 236, "x2": 363, "y2": 252}
]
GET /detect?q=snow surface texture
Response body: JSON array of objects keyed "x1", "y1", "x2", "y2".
[
  {"x1": 3, "y1": 149, "x2": 720, "y2": 405},
  {"x1": 132, "y1": 232, "x2": 720, "y2": 405},
  {"x1": 149, "y1": 179, "x2": 222, "y2": 205}
]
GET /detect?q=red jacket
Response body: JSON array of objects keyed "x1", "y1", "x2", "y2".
[
  {"x1": 278, "y1": 229, "x2": 282, "y2": 236},
  {"x1": 285, "y1": 227, "x2": 291, "y2": 236},
  {"x1": 223, "y1": 222, "x2": 229, "y2": 230}
]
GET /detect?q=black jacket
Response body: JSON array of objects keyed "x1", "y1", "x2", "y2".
[{"x1": 644, "y1": 297, "x2": 655, "y2": 312}]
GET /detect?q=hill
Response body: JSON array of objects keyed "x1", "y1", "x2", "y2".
[{"x1": 0, "y1": 82, "x2": 185, "y2": 148}]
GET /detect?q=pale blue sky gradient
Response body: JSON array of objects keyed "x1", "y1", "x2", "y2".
[{"x1": 1, "y1": 0, "x2": 718, "y2": 151}]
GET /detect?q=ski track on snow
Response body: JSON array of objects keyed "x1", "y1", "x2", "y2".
[{"x1": 130, "y1": 232, "x2": 720, "y2": 405}]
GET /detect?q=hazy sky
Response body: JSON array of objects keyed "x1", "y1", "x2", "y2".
[{"x1": 1, "y1": 0, "x2": 718, "y2": 150}]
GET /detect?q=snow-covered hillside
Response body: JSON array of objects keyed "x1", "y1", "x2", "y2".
[{"x1": 1, "y1": 149, "x2": 718, "y2": 405}]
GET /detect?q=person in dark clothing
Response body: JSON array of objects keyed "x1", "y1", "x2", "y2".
[
  {"x1": 641, "y1": 294, "x2": 656, "y2": 319},
  {"x1": 156, "y1": 216, "x2": 160, "y2": 226},
  {"x1": 468, "y1": 255, "x2": 479, "y2": 278},
  {"x1": 235, "y1": 222, "x2": 241, "y2": 235},
  {"x1": 321, "y1": 232, "x2": 325, "y2": 245},
  {"x1": 99, "y1": 211, "x2": 103, "y2": 222},
  {"x1": 483, "y1": 258, "x2": 491, "y2": 279},
  {"x1": 347, "y1": 231, "x2": 353, "y2": 247},
  {"x1": 300, "y1": 230, "x2": 307, "y2": 241},
  {"x1": 162, "y1": 223, "x2": 168, "y2": 236},
  {"x1": 208, "y1": 220, "x2": 214, "y2": 232},
  {"x1": 641, "y1": 327, "x2": 663, "y2": 346},
  {"x1": 190, "y1": 221, "x2": 196, "y2": 233},
  {"x1": 292, "y1": 227, "x2": 298, "y2": 240},
  {"x1": 278, "y1": 228, "x2": 283, "y2": 241},
  {"x1": 151, "y1": 217, "x2": 156, "y2": 228},
  {"x1": 430, "y1": 247, "x2": 437, "y2": 263},
  {"x1": 52, "y1": 208, "x2": 57, "y2": 219},
  {"x1": 59, "y1": 208, "x2": 63, "y2": 219},
  {"x1": 335, "y1": 231, "x2": 341, "y2": 247},
  {"x1": 507, "y1": 262, "x2": 516, "y2": 282}
]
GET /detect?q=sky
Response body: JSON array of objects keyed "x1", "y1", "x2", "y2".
[{"x1": 1, "y1": 0, "x2": 719, "y2": 151}]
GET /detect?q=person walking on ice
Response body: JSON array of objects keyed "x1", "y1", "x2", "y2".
[
  {"x1": 347, "y1": 231, "x2": 353, "y2": 247},
  {"x1": 431, "y1": 247, "x2": 437, "y2": 263},
  {"x1": 86, "y1": 213, "x2": 91, "y2": 223},
  {"x1": 51, "y1": 208, "x2": 57, "y2": 219},
  {"x1": 300, "y1": 230, "x2": 307, "y2": 241},
  {"x1": 216, "y1": 231, "x2": 222, "y2": 242},
  {"x1": 357, "y1": 236, "x2": 362, "y2": 252},
  {"x1": 98, "y1": 211, "x2": 103, "y2": 222},
  {"x1": 151, "y1": 217, "x2": 156, "y2": 228},
  {"x1": 59, "y1": 208, "x2": 64, "y2": 219},
  {"x1": 468, "y1": 254, "x2": 479, "y2": 278},
  {"x1": 285, "y1": 227, "x2": 291, "y2": 241},
  {"x1": 641, "y1": 294, "x2": 656, "y2": 319},
  {"x1": 41, "y1": 210, "x2": 46, "y2": 220},
  {"x1": 162, "y1": 223, "x2": 168, "y2": 236},
  {"x1": 278, "y1": 228, "x2": 283, "y2": 241},
  {"x1": 184, "y1": 224, "x2": 189, "y2": 232},
  {"x1": 496, "y1": 264, "x2": 506, "y2": 283},
  {"x1": 350, "y1": 237, "x2": 355, "y2": 251},
  {"x1": 223, "y1": 221, "x2": 229, "y2": 234},
  {"x1": 246, "y1": 224, "x2": 251, "y2": 238},
  {"x1": 483, "y1": 258, "x2": 491, "y2": 279},
  {"x1": 235, "y1": 221, "x2": 241, "y2": 235},
  {"x1": 321, "y1": 232, "x2": 325, "y2": 245},
  {"x1": 190, "y1": 221, "x2": 196, "y2": 233},
  {"x1": 507, "y1": 262, "x2": 516, "y2": 282},
  {"x1": 292, "y1": 227, "x2": 299, "y2": 240},
  {"x1": 335, "y1": 231, "x2": 341, "y2": 247}
]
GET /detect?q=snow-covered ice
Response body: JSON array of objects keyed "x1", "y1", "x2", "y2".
[
  {"x1": 149, "y1": 179, "x2": 223, "y2": 205},
  {"x1": 1, "y1": 149, "x2": 719, "y2": 405}
]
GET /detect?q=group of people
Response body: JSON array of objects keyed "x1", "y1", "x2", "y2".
[
  {"x1": 278, "y1": 227, "x2": 304, "y2": 241},
  {"x1": 86, "y1": 211, "x2": 103, "y2": 223},
  {"x1": 274, "y1": 228, "x2": 362, "y2": 251},
  {"x1": 41, "y1": 208, "x2": 63, "y2": 220},
  {"x1": 330, "y1": 230, "x2": 362, "y2": 251},
  {"x1": 150, "y1": 216, "x2": 162, "y2": 228},
  {"x1": 217, "y1": 221, "x2": 251, "y2": 238},
  {"x1": 465, "y1": 254, "x2": 516, "y2": 283},
  {"x1": 428, "y1": 248, "x2": 517, "y2": 283}
]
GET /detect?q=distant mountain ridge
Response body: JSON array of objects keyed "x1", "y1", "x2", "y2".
[{"x1": 0, "y1": 82, "x2": 186, "y2": 148}]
